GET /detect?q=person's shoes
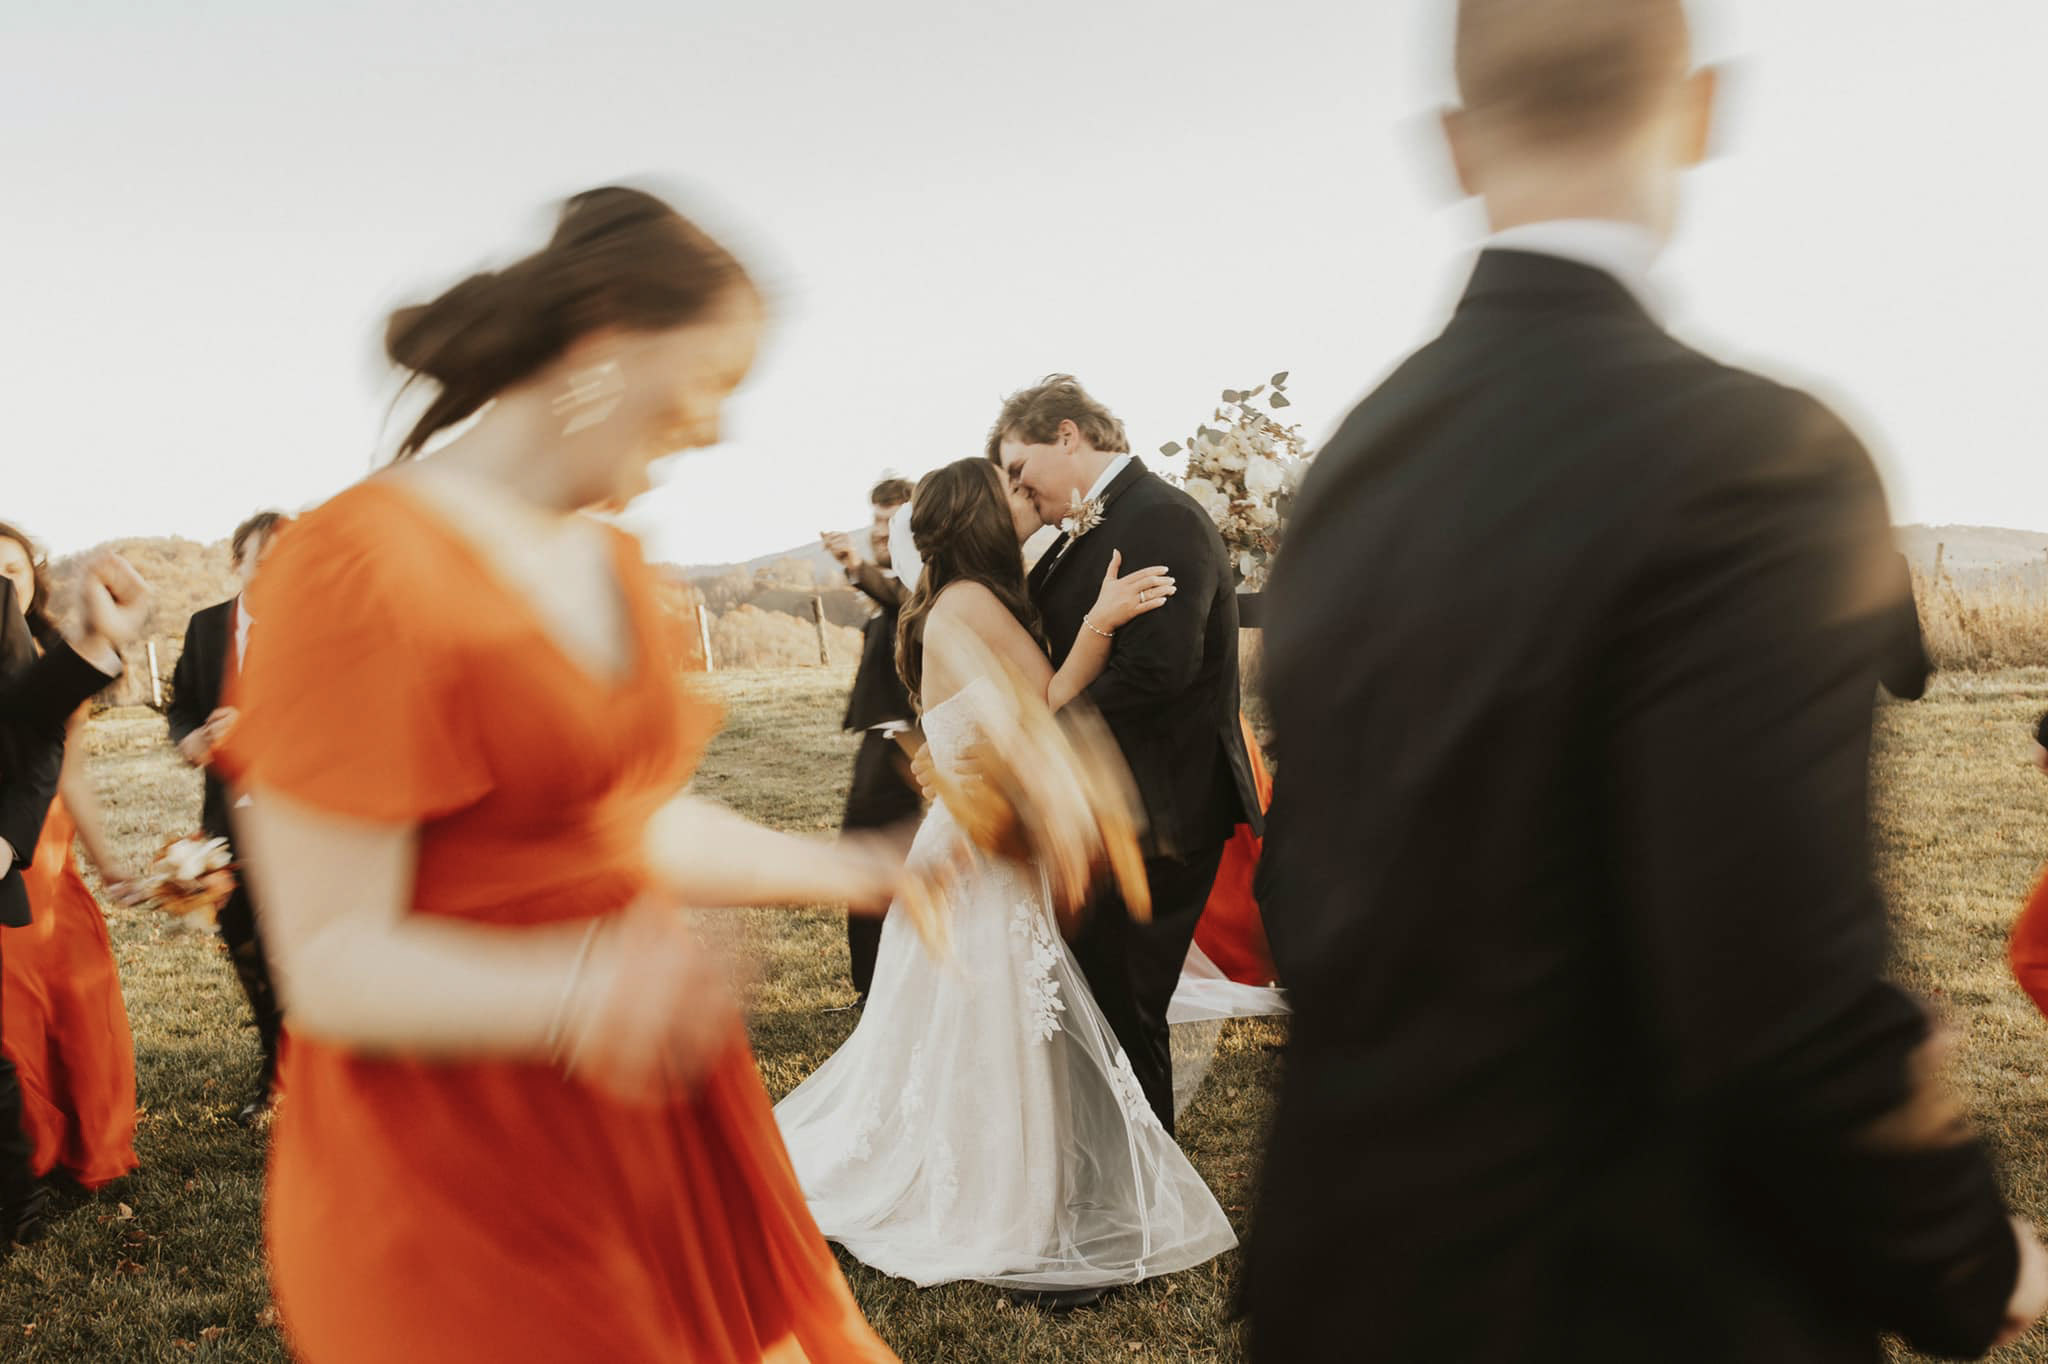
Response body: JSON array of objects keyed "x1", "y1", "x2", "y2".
[
  {"x1": 1, "y1": 1181, "x2": 58, "y2": 1252},
  {"x1": 1004, "y1": 1285, "x2": 1112, "y2": 1313}
]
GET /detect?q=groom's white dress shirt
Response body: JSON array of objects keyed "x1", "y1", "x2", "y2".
[{"x1": 1486, "y1": 219, "x2": 1667, "y2": 323}]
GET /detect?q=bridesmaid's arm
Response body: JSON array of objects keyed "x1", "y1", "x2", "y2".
[
  {"x1": 237, "y1": 785, "x2": 607, "y2": 1054},
  {"x1": 643, "y1": 796, "x2": 903, "y2": 912}
]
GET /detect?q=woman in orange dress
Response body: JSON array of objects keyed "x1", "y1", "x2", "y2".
[
  {"x1": 226, "y1": 189, "x2": 903, "y2": 1363},
  {"x1": 2008, "y1": 712, "x2": 2048, "y2": 1018},
  {"x1": 0, "y1": 523, "x2": 139, "y2": 1192}
]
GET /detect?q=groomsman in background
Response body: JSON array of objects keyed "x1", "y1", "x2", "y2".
[
  {"x1": 822, "y1": 476, "x2": 919, "y2": 1006},
  {"x1": 2, "y1": 555, "x2": 151, "y2": 1249},
  {"x1": 168, "y1": 510, "x2": 283, "y2": 1123}
]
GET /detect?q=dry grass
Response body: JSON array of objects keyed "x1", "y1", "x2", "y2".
[
  {"x1": 1917, "y1": 570, "x2": 2048, "y2": 673},
  {"x1": 5, "y1": 666, "x2": 2048, "y2": 1361}
]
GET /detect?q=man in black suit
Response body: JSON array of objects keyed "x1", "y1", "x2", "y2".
[
  {"x1": 1245, "y1": 3, "x2": 2044, "y2": 1359},
  {"x1": 168, "y1": 510, "x2": 284, "y2": 1123},
  {"x1": 821, "y1": 476, "x2": 919, "y2": 1005},
  {"x1": 994, "y1": 375, "x2": 1261, "y2": 1138},
  {"x1": 1, "y1": 556, "x2": 149, "y2": 1249}
]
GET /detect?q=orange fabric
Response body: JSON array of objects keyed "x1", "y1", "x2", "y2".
[
  {"x1": 224, "y1": 481, "x2": 894, "y2": 1364},
  {"x1": 1194, "y1": 713, "x2": 1279, "y2": 986},
  {"x1": 2010, "y1": 867, "x2": 2048, "y2": 1020},
  {"x1": 2, "y1": 796, "x2": 139, "y2": 1188}
]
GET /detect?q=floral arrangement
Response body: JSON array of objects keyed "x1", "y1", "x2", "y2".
[
  {"x1": 131, "y1": 835, "x2": 237, "y2": 928},
  {"x1": 1160, "y1": 374, "x2": 1315, "y2": 592}
]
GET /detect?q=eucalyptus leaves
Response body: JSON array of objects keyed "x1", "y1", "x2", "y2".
[{"x1": 1161, "y1": 373, "x2": 1315, "y2": 591}]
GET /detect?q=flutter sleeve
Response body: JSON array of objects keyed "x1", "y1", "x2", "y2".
[{"x1": 220, "y1": 489, "x2": 492, "y2": 823}]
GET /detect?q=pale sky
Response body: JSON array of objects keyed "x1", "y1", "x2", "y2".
[{"x1": 8, "y1": 0, "x2": 2043, "y2": 566}]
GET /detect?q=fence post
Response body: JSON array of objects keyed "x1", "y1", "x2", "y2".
[
  {"x1": 811, "y1": 593, "x2": 830, "y2": 666},
  {"x1": 146, "y1": 640, "x2": 163, "y2": 708},
  {"x1": 1932, "y1": 542, "x2": 1945, "y2": 583},
  {"x1": 694, "y1": 602, "x2": 715, "y2": 673}
]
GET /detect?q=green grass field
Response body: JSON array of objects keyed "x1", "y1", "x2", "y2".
[{"x1": 3, "y1": 667, "x2": 2047, "y2": 1362}]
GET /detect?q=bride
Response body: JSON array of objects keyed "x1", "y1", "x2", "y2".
[{"x1": 774, "y1": 456, "x2": 1242, "y2": 1296}]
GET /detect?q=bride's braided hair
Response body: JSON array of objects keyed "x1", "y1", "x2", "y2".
[{"x1": 895, "y1": 459, "x2": 1043, "y2": 711}]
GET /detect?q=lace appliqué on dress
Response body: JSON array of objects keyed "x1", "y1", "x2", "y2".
[
  {"x1": 1109, "y1": 1048, "x2": 1164, "y2": 1134},
  {"x1": 834, "y1": 1092, "x2": 882, "y2": 1167},
  {"x1": 1009, "y1": 893, "x2": 1067, "y2": 1043}
]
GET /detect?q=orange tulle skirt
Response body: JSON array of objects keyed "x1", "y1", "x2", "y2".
[{"x1": 2, "y1": 798, "x2": 139, "y2": 1188}]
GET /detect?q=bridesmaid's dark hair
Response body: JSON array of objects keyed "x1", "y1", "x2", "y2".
[
  {"x1": 386, "y1": 186, "x2": 753, "y2": 459},
  {"x1": 0, "y1": 521, "x2": 59, "y2": 647},
  {"x1": 895, "y1": 459, "x2": 1042, "y2": 710}
]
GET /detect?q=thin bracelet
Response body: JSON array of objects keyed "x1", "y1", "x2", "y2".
[
  {"x1": 544, "y1": 919, "x2": 603, "y2": 1066},
  {"x1": 1083, "y1": 614, "x2": 1114, "y2": 639}
]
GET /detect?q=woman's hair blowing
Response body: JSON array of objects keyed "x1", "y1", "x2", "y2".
[{"x1": 385, "y1": 186, "x2": 751, "y2": 459}]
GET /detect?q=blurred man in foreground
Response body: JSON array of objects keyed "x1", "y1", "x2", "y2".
[{"x1": 1247, "y1": 2, "x2": 2046, "y2": 1358}]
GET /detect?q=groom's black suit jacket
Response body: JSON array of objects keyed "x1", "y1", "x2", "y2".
[
  {"x1": 1247, "y1": 250, "x2": 2018, "y2": 1362},
  {"x1": 1029, "y1": 460, "x2": 1260, "y2": 856}
]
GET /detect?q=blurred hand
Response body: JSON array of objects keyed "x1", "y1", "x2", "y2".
[
  {"x1": 205, "y1": 706, "x2": 239, "y2": 749},
  {"x1": 1994, "y1": 1217, "x2": 2048, "y2": 1350},
  {"x1": 911, "y1": 738, "x2": 987, "y2": 806},
  {"x1": 77, "y1": 552, "x2": 153, "y2": 649},
  {"x1": 834, "y1": 826, "x2": 914, "y2": 916},
  {"x1": 2034, "y1": 742, "x2": 2048, "y2": 777},
  {"x1": 557, "y1": 902, "x2": 739, "y2": 1106},
  {"x1": 1087, "y1": 550, "x2": 1175, "y2": 633},
  {"x1": 821, "y1": 531, "x2": 859, "y2": 571},
  {"x1": 177, "y1": 732, "x2": 215, "y2": 768}
]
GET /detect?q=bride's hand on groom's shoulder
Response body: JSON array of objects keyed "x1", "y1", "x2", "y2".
[{"x1": 1088, "y1": 550, "x2": 1175, "y2": 634}]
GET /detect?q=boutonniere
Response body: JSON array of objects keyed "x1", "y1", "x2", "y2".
[{"x1": 1060, "y1": 492, "x2": 1105, "y2": 541}]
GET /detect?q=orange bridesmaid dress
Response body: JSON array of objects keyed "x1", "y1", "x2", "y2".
[
  {"x1": 1, "y1": 793, "x2": 139, "y2": 1189},
  {"x1": 1193, "y1": 713, "x2": 1279, "y2": 987},
  {"x1": 226, "y1": 481, "x2": 894, "y2": 1364},
  {"x1": 2010, "y1": 869, "x2": 2048, "y2": 1020}
]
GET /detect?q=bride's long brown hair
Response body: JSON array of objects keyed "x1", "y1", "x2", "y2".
[{"x1": 895, "y1": 458, "x2": 1042, "y2": 710}]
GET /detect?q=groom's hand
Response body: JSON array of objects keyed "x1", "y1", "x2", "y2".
[{"x1": 911, "y1": 739, "x2": 986, "y2": 806}]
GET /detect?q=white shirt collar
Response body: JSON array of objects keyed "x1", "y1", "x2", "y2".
[
  {"x1": 1079, "y1": 453, "x2": 1134, "y2": 507},
  {"x1": 1484, "y1": 219, "x2": 1667, "y2": 321}
]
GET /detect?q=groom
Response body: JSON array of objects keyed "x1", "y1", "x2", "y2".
[{"x1": 991, "y1": 374, "x2": 1261, "y2": 1138}]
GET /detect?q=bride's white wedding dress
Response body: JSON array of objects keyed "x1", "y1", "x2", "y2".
[{"x1": 773, "y1": 678, "x2": 1247, "y2": 1290}]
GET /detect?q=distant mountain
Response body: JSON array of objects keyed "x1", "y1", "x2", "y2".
[
  {"x1": 1896, "y1": 525, "x2": 2048, "y2": 579},
  {"x1": 674, "y1": 536, "x2": 847, "y2": 584}
]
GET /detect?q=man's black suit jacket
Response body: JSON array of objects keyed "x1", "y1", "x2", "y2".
[
  {"x1": 1028, "y1": 461, "x2": 1259, "y2": 857},
  {"x1": 1247, "y1": 250, "x2": 2017, "y2": 1362},
  {"x1": 168, "y1": 599, "x2": 237, "y2": 840},
  {"x1": 842, "y1": 562, "x2": 912, "y2": 733},
  {"x1": 0, "y1": 581, "x2": 114, "y2": 927}
]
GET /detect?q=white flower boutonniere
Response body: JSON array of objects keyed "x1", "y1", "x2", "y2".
[{"x1": 1060, "y1": 491, "x2": 1105, "y2": 541}]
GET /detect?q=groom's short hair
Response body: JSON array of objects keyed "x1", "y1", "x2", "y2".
[
  {"x1": 1454, "y1": 0, "x2": 1691, "y2": 149},
  {"x1": 987, "y1": 374, "x2": 1131, "y2": 460}
]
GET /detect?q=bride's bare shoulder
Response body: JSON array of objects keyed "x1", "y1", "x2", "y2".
[{"x1": 927, "y1": 579, "x2": 1008, "y2": 624}]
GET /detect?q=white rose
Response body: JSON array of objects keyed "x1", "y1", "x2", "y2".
[
  {"x1": 1245, "y1": 501, "x2": 1279, "y2": 529},
  {"x1": 1237, "y1": 549, "x2": 1260, "y2": 580},
  {"x1": 1215, "y1": 447, "x2": 1248, "y2": 472},
  {"x1": 1243, "y1": 456, "x2": 1285, "y2": 499}
]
